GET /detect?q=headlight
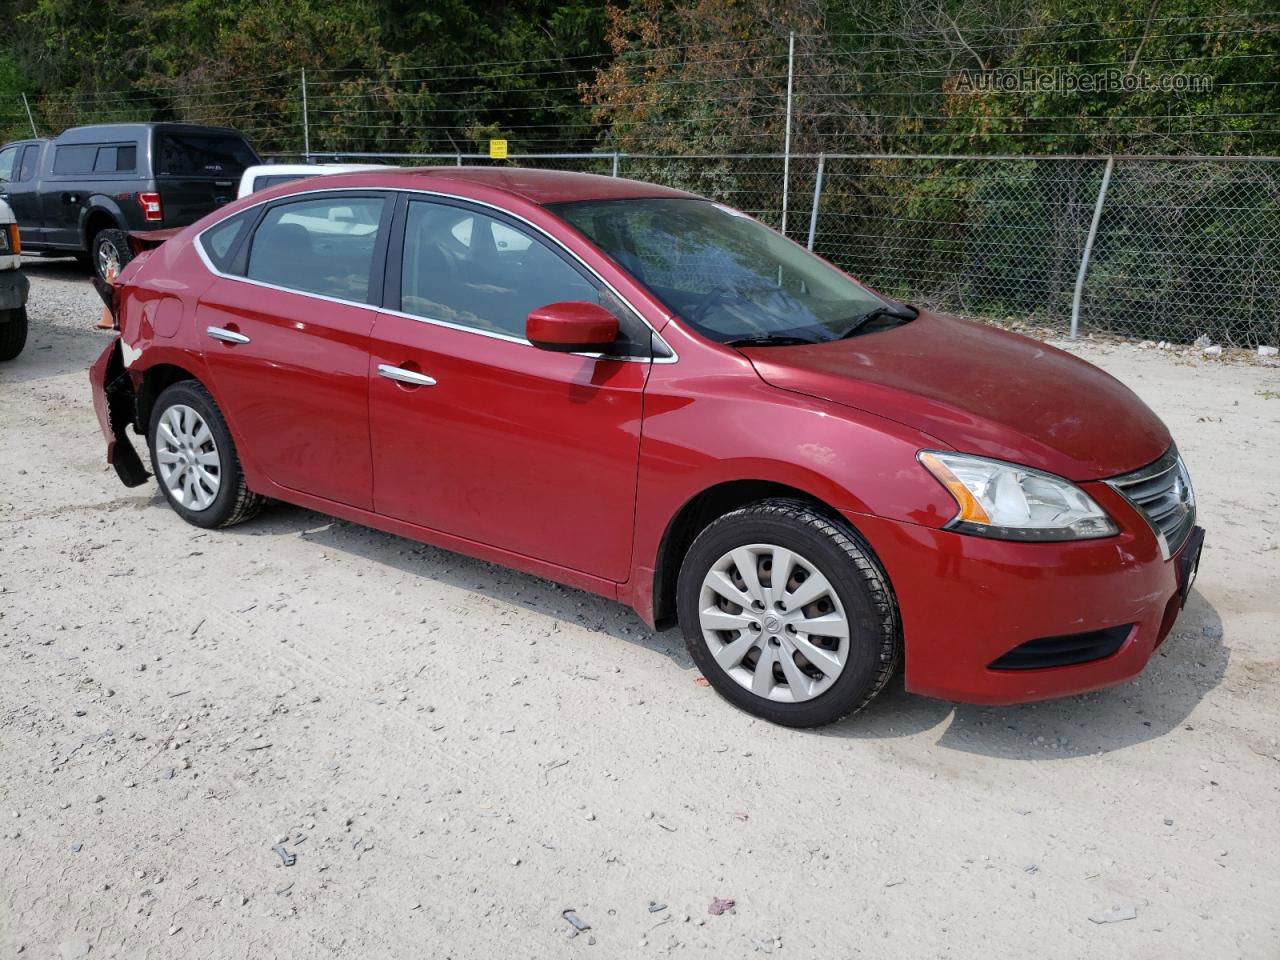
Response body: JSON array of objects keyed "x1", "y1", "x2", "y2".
[{"x1": 918, "y1": 451, "x2": 1118, "y2": 541}]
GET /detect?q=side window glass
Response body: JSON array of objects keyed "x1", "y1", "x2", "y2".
[
  {"x1": 246, "y1": 196, "x2": 385, "y2": 301},
  {"x1": 199, "y1": 212, "x2": 251, "y2": 272},
  {"x1": 92, "y1": 145, "x2": 137, "y2": 173},
  {"x1": 17, "y1": 145, "x2": 40, "y2": 181},
  {"x1": 0, "y1": 146, "x2": 18, "y2": 181},
  {"x1": 53, "y1": 144, "x2": 97, "y2": 175},
  {"x1": 401, "y1": 201, "x2": 599, "y2": 339}
]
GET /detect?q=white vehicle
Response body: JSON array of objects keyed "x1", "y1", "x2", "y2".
[
  {"x1": 236, "y1": 163, "x2": 389, "y2": 199},
  {"x1": 0, "y1": 198, "x2": 28, "y2": 360}
]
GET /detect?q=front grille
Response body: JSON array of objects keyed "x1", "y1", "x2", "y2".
[
  {"x1": 988, "y1": 624, "x2": 1133, "y2": 671},
  {"x1": 1107, "y1": 445, "x2": 1196, "y2": 557}
]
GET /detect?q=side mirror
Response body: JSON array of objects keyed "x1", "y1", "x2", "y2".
[{"x1": 527, "y1": 301, "x2": 619, "y2": 353}]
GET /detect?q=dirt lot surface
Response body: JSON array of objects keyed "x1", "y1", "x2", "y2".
[{"x1": 3, "y1": 258, "x2": 1279, "y2": 959}]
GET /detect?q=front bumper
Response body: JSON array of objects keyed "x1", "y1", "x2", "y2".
[
  {"x1": 849, "y1": 483, "x2": 1202, "y2": 705},
  {"x1": 0, "y1": 269, "x2": 28, "y2": 311}
]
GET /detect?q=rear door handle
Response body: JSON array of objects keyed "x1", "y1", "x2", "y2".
[
  {"x1": 378, "y1": 364, "x2": 437, "y2": 387},
  {"x1": 207, "y1": 326, "x2": 250, "y2": 345}
]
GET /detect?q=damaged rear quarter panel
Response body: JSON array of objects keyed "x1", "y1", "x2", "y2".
[{"x1": 96, "y1": 233, "x2": 224, "y2": 486}]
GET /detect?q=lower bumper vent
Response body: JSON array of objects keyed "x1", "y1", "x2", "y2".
[{"x1": 988, "y1": 624, "x2": 1134, "y2": 671}]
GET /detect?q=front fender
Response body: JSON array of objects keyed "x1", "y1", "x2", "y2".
[{"x1": 623, "y1": 362, "x2": 962, "y2": 625}]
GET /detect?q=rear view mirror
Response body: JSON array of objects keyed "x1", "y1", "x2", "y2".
[{"x1": 527, "y1": 302, "x2": 619, "y2": 353}]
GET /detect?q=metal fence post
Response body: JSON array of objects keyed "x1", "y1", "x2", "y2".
[
  {"x1": 807, "y1": 153, "x2": 825, "y2": 251},
  {"x1": 1070, "y1": 156, "x2": 1114, "y2": 339},
  {"x1": 611, "y1": 151, "x2": 620, "y2": 177},
  {"x1": 780, "y1": 31, "x2": 795, "y2": 235},
  {"x1": 300, "y1": 69, "x2": 310, "y2": 162},
  {"x1": 21, "y1": 93, "x2": 37, "y2": 138},
  {"x1": 456, "y1": 151, "x2": 463, "y2": 167}
]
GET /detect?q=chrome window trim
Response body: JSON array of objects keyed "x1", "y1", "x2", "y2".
[{"x1": 193, "y1": 184, "x2": 678, "y2": 364}]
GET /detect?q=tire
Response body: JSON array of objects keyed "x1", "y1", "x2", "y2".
[
  {"x1": 147, "y1": 380, "x2": 263, "y2": 529},
  {"x1": 90, "y1": 228, "x2": 132, "y2": 281},
  {"x1": 677, "y1": 498, "x2": 900, "y2": 727},
  {"x1": 0, "y1": 307, "x2": 27, "y2": 361}
]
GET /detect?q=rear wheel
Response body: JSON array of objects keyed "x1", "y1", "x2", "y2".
[
  {"x1": 91, "y1": 228, "x2": 132, "y2": 281},
  {"x1": 677, "y1": 499, "x2": 900, "y2": 727},
  {"x1": 147, "y1": 381, "x2": 263, "y2": 528},
  {"x1": 0, "y1": 307, "x2": 27, "y2": 361}
]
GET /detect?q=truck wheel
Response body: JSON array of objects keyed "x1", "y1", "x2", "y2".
[
  {"x1": 147, "y1": 380, "x2": 263, "y2": 529},
  {"x1": 0, "y1": 307, "x2": 28, "y2": 361},
  {"x1": 91, "y1": 228, "x2": 132, "y2": 281},
  {"x1": 677, "y1": 499, "x2": 900, "y2": 727}
]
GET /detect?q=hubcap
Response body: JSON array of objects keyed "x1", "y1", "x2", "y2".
[
  {"x1": 96, "y1": 238, "x2": 121, "y2": 280},
  {"x1": 155, "y1": 404, "x2": 221, "y2": 511},
  {"x1": 698, "y1": 543, "x2": 851, "y2": 703}
]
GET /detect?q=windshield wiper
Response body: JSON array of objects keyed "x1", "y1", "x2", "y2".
[
  {"x1": 839, "y1": 302, "x2": 919, "y2": 339},
  {"x1": 724, "y1": 334, "x2": 823, "y2": 347}
]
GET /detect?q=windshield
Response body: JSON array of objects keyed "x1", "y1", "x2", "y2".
[
  {"x1": 155, "y1": 132, "x2": 257, "y2": 177},
  {"x1": 551, "y1": 197, "x2": 888, "y2": 343}
]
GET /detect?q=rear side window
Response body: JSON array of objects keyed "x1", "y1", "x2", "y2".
[
  {"x1": 246, "y1": 196, "x2": 385, "y2": 302},
  {"x1": 0, "y1": 145, "x2": 16, "y2": 181},
  {"x1": 156, "y1": 133, "x2": 256, "y2": 177},
  {"x1": 93, "y1": 144, "x2": 137, "y2": 173},
  {"x1": 199, "y1": 211, "x2": 251, "y2": 272},
  {"x1": 53, "y1": 144, "x2": 97, "y2": 175}
]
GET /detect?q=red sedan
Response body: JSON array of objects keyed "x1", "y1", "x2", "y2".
[{"x1": 88, "y1": 168, "x2": 1202, "y2": 726}]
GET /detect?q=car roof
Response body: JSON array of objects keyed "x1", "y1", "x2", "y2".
[
  {"x1": 313, "y1": 166, "x2": 701, "y2": 207},
  {"x1": 53, "y1": 122, "x2": 246, "y2": 144}
]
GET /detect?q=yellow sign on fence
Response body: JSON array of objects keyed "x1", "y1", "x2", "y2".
[{"x1": 489, "y1": 139, "x2": 508, "y2": 160}]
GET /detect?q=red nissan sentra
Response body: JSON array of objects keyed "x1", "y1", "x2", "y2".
[{"x1": 88, "y1": 168, "x2": 1202, "y2": 727}]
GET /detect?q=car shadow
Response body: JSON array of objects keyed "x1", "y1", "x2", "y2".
[
  {"x1": 820, "y1": 591, "x2": 1228, "y2": 758},
  {"x1": 232, "y1": 501, "x2": 696, "y2": 668},
  {"x1": 139, "y1": 497, "x2": 1225, "y2": 755}
]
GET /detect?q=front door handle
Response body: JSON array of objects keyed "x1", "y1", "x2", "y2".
[
  {"x1": 378, "y1": 364, "x2": 437, "y2": 387},
  {"x1": 207, "y1": 326, "x2": 250, "y2": 345}
]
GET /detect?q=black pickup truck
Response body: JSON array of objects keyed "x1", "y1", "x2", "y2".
[{"x1": 0, "y1": 122, "x2": 259, "y2": 280}]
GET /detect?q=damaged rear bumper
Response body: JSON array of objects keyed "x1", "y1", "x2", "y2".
[{"x1": 89, "y1": 337, "x2": 150, "y2": 487}]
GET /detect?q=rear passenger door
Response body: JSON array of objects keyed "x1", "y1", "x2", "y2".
[{"x1": 196, "y1": 192, "x2": 392, "y2": 509}]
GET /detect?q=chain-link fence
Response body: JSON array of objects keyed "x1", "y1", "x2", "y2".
[{"x1": 281, "y1": 149, "x2": 1278, "y2": 347}]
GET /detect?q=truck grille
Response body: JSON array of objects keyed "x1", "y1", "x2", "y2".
[{"x1": 1107, "y1": 446, "x2": 1195, "y2": 558}]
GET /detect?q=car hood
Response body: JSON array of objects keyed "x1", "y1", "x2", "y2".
[{"x1": 740, "y1": 311, "x2": 1170, "y2": 481}]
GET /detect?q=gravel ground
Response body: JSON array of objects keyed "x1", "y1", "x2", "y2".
[{"x1": 2, "y1": 256, "x2": 1279, "y2": 959}]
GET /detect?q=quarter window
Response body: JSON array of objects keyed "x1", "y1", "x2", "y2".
[
  {"x1": 246, "y1": 196, "x2": 385, "y2": 302},
  {"x1": 199, "y1": 211, "x2": 251, "y2": 272},
  {"x1": 401, "y1": 200, "x2": 598, "y2": 338}
]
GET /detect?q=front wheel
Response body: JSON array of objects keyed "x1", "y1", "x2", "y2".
[
  {"x1": 0, "y1": 307, "x2": 28, "y2": 361},
  {"x1": 147, "y1": 380, "x2": 263, "y2": 528},
  {"x1": 677, "y1": 499, "x2": 900, "y2": 727}
]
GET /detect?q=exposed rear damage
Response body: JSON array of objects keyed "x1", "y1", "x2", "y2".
[{"x1": 89, "y1": 338, "x2": 149, "y2": 487}]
